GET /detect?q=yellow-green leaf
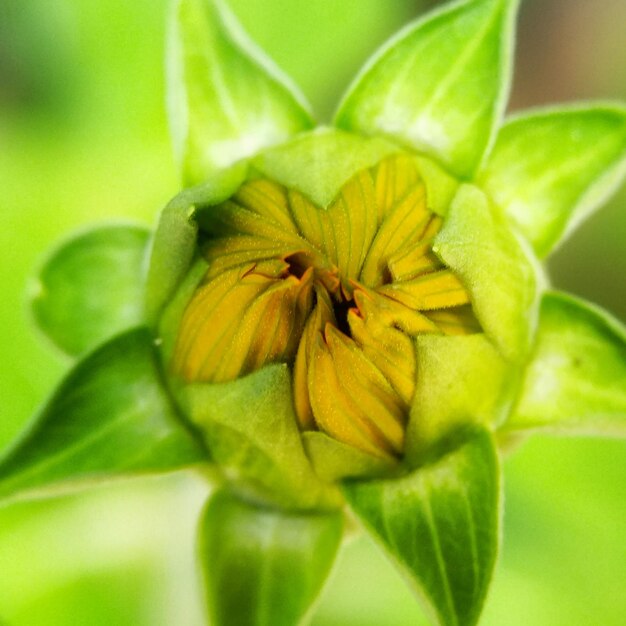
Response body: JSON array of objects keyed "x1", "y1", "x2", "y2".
[
  {"x1": 169, "y1": 0, "x2": 313, "y2": 185},
  {"x1": 505, "y1": 292, "x2": 626, "y2": 437},
  {"x1": 335, "y1": 0, "x2": 518, "y2": 179},
  {"x1": 480, "y1": 105, "x2": 626, "y2": 257}
]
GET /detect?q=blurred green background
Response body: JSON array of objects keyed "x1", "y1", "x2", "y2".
[{"x1": 0, "y1": 0, "x2": 624, "y2": 624}]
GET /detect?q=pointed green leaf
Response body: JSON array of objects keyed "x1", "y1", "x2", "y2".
[
  {"x1": 145, "y1": 162, "x2": 247, "y2": 325},
  {"x1": 434, "y1": 184, "x2": 539, "y2": 360},
  {"x1": 30, "y1": 224, "x2": 150, "y2": 356},
  {"x1": 251, "y1": 128, "x2": 398, "y2": 208},
  {"x1": 335, "y1": 0, "x2": 518, "y2": 179},
  {"x1": 168, "y1": 0, "x2": 314, "y2": 185},
  {"x1": 251, "y1": 128, "x2": 459, "y2": 212},
  {"x1": 199, "y1": 489, "x2": 343, "y2": 626},
  {"x1": 344, "y1": 429, "x2": 500, "y2": 626},
  {"x1": 182, "y1": 364, "x2": 340, "y2": 510},
  {"x1": 0, "y1": 328, "x2": 206, "y2": 502},
  {"x1": 301, "y1": 431, "x2": 398, "y2": 483},
  {"x1": 505, "y1": 292, "x2": 626, "y2": 437},
  {"x1": 480, "y1": 104, "x2": 626, "y2": 257}
]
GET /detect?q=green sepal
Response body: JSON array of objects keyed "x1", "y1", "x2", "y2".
[
  {"x1": 504, "y1": 291, "x2": 626, "y2": 437},
  {"x1": 0, "y1": 328, "x2": 206, "y2": 503},
  {"x1": 157, "y1": 257, "x2": 209, "y2": 366},
  {"x1": 302, "y1": 431, "x2": 399, "y2": 483},
  {"x1": 414, "y1": 154, "x2": 460, "y2": 217},
  {"x1": 199, "y1": 489, "x2": 343, "y2": 626},
  {"x1": 145, "y1": 162, "x2": 247, "y2": 325},
  {"x1": 406, "y1": 334, "x2": 520, "y2": 464},
  {"x1": 434, "y1": 184, "x2": 539, "y2": 360},
  {"x1": 344, "y1": 428, "x2": 501, "y2": 626},
  {"x1": 168, "y1": 0, "x2": 314, "y2": 186},
  {"x1": 251, "y1": 127, "x2": 399, "y2": 208},
  {"x1": 30, "y1": 223, "x2": 151, "y2": 357},
  {"x1": 181, "y1": 364, "x2": 340, "y2": 511},
  {"x1": 334, "y1": 0, "x2": 518, "y2": 179},
  {"x1": 480, "y1": 104, "x2": 626, "y2": 257}
]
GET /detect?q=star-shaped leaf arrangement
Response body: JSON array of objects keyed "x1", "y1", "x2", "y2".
[{"x1": 1, "y1": 1, "x2": 625, "y2": 625}]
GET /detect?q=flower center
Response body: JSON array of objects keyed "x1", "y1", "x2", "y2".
[{"x1": 172, "y1": 154, "x2": 479, "y2": 458}]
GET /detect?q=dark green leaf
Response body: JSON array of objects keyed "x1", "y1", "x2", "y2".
[
  {"x1": 30, "y1": 223, "x2": 150, "y2": 356},
  {"x1": 344, "y1": 429, "x2": 500, "y2": 626},
  {"x1": 0, "y1": 328, "x2": 206, "y2": 502},
  {"x1": 199, "y1": 489, "x2": 343, "y2": 626}
]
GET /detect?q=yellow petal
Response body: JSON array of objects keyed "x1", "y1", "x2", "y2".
[
  {"x1": 198, "y1": 199, "x2": 307, "y2": 251},
  {"x1": 307, "y1": 333, "x2": 398, "y2": 459},
  {"x1": 387, "y1": 236, "x2": 442, "y2": 282},
  {"x1": 353, "y1": 286, "x2": 440, "y2": 335},
  {"x1": 374, "y1": 153, "x2": 422, "y2": 224},
  {"x1": 348, "y1": 309, "x2": 417, "y2": 406},
  {"x1": 293, "y1": 288, "x2": 335, "y2": 429},
  {"x1": 378, "y1": 270, "x2": 471, "y2": 311},
  {"x1": 425, "y1": 304, "x2": 481, "y2": 336},
  {"x1": 173, "y1": 265, "x2": 314, "y2": 382},
  {"x1": 233, "y1": 178, "x2": 299, "y2": 234},
  {"x1": 324, "y1": 326, "x2": 406, "y2": 454},
  {"x1": 288, "y1": 189, "x2": 339, "y2": 265},
  {"x1": 328, "y1": 170, "x2": 378, "y2": 289},
  {"x1": 360, "y1": 182, "x2": 429, "y2": 286}
]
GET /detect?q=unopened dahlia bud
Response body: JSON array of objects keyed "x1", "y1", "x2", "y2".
[
  {"x1": 3, "y1": 3, "x2": 624, "y2": 626},
  {"x1": 169, "y1": 152, "x2": 479, "y2": 460}
]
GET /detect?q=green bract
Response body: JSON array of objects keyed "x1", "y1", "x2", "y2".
[{"x1": 2, "y1": 1, "x2": 626, "y2": 625}]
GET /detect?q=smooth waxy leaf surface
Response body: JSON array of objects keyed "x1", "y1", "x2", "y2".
[
  {"x1": 169, "y1": 0, "x2": 313, "y2": 185},
  {"x1": 480, "y1": 105, "x2": 626, "y2": 257},
  {"x1": 0, "y1": 329, "x2": 206, "y2": 502},
  {"x1": 199, "y1": 489, "x2": 343, "y2": 626},
  {"x1": 344, "y1": 429, "x2": 500, "y2": 626},
  {"x1": 31, "y1": 224, "x2": 150, "y2": 356},
  {"x1": 335, "y1": 0, "x2": 518, "y2": 179},
  {"x1": 505, "y1": 292, "x2": 626, "y2": 436},
  {"x1": 434, "y1": 184, "x2": 538, "y2": 360},
  {"x1": 182, "y1": 364, "x2": 339, "y2": 510}
]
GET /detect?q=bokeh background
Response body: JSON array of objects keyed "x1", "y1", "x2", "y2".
[{"x1": 1, "y1": 0, "x2": 625, "y2": 624}]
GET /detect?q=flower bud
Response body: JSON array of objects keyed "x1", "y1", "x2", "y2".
[{"x1": 166, "y1": 146, "x2": 479, "y2": 464}]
